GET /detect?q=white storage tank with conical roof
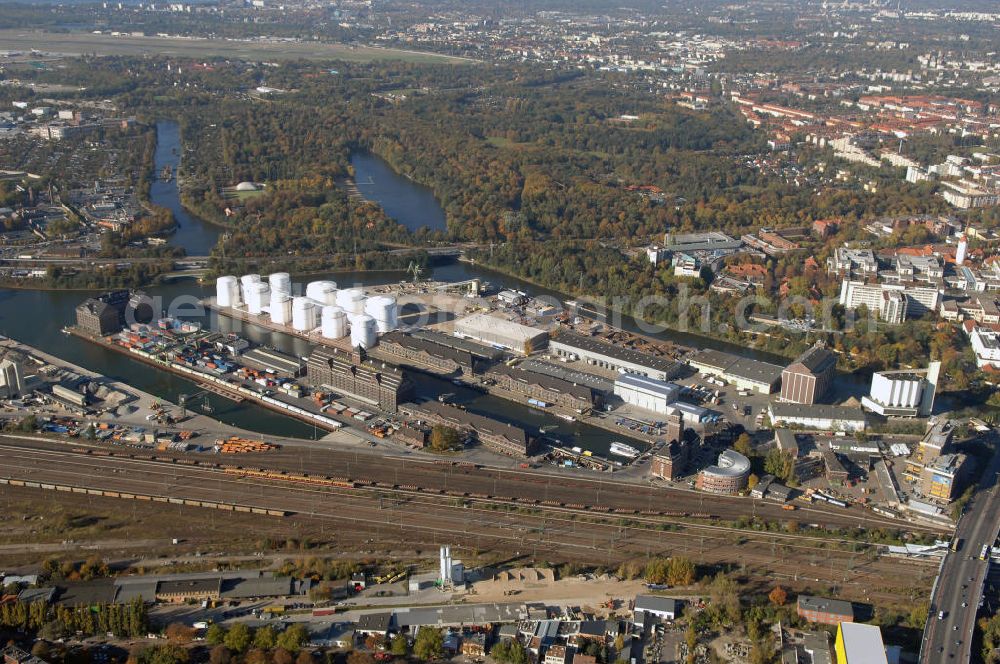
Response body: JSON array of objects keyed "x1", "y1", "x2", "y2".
[
  {"x1": 291, "y1": 297, "x2": 318, "y2": 332},
  {"x1": 270, "y1": 293, "x2": 292, "y2": 325},
  {"x1": 365, "y1": 295, "x2": 398, "y2": 334},
  {"x1": 350, "y1": 314, "x2": 378, "y2": 349},
  {"x1": 245, "y1": 282, "x2": 270, "y2": 315},
  {"x1": 336, "y1": 287, "x2": 366, "y2": 315},
  {"x1": 320, "y1": 305, "x2": 348, "y2": 339},
  {"x1": 216, "y1": 275, "x2": 241, "y2": 309},
  {"x1": 306, "y1": 280, "x2": 338, "y2": 306},
  {"x1": 268, "y1": 272, "x2": 291, "y2": 298}
]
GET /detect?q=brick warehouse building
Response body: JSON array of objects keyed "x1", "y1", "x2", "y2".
[
  {"x1": 780, "y1": 343, "x2": 837, "y2": 405},
  {"x1": 306, "y1": 346, "x2": 413, "y2": 413},
  {"x1": 796, "y1": 595, "x2": 854, "y2": 626}
]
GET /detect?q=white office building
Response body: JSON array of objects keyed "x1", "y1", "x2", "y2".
[{"x1": 839, "y1": 280, "x2": 940, "y2": 320}]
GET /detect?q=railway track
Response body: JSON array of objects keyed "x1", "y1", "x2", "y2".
[
  {"x1": 0, "y1": 436, "x2": 941, "y2": 537},
  {"x1": 0, "y1": 446, "x2": 881, "y2": 552},
  {"x1": 0, "y1": 440, "x2": 938, "y2": 604},
  {"x1": 252, "y1": 445, "x2": 937, "y2": 533},
  {"x1": 0, "y1": 433, "x2": 934, "y2": 534}
]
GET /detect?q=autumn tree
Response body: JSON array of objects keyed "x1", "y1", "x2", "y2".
[
  {"x1": 733, "y1": 433, "x2": 753, "y2": 457},
  {"x1": 429, "y1": 425, "x2": 461, "y2": 451},
  {"x1": 413, "y1": 627, "x2": 444, "y2": 661},
  {"x1": 390, "y1": 634, "x2": 409, "y2": 657},
  {"x1": 224, "y1": 623, "x2": 252, "y2": 653},
  {"x1": 276, "y1": 624, "x2": 309, "y2": 653},
  {"x1": 206, "y1": 624, "x2": 227, "y2": 646},
  {"x1": 347, "y1": 652, "x2": 374, "y2": 664}
]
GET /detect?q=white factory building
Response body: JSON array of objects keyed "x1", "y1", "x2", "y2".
[
  {"x1": 768, "y1": 403, "x2": 867, "y2": 433},
  {"x1": 613, "y1": 373, "x2": 682, "y2": 414},
  {"x1": 861, "y1": 362, "x2": 939, "y2": 417},
  {"x1": 668, "y1": 401, "x2": 718, "y2": 425},
  {"x1": 452, "y1": 313, "x2": 548, "y2": 355}
]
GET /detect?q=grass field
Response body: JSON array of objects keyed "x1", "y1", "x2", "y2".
[{"x1": 0, "y1": 29, "x2": 475, "y2": 64}]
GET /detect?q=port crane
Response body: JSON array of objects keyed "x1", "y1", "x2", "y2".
[
  {"x1": 406, "y1": 261, "x2": 423, "y2": 282},
  {"x1": 179, "y1": 390, "x2": 215, "y2": 417}
]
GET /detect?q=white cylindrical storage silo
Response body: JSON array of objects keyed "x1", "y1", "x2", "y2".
[
  {"x1": 336, "y1": 287, "x2": 366, "y2": 315},
  {"x1": 246, "y1": 282, "x2": 270, "y2": 316},
  {"x1": 321, "y1": 305, "x2": 348, "y2": 339},
  {"x1": 216, "y1": 275, "x2": 240, "y2": 308},
  {"x1": 291, "y1": 297, "x2": 318, "y2": 332},
  {"x1": 270, "y1": 292, "x2": 292, "y2": 325},
  {"x1": 306, "y1": 280, "x2": 338, "y2": 306},
  {"x1": 240, "y1": 274, "x2": 261, "y2": 304},
  {"x1": 365, "y1": 295, "x2": 398, "y2": 334},
  {"x1": 350, "y1": 313, "x2": 377, "y2": 349},
  {"x1": 268, "y1": 272, "x2": 291, "y2": 298}
]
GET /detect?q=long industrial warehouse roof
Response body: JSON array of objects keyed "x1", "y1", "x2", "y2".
[
  {"x1": 454, "y1": 313, "x2": 547, "y2": 343},
  {"x1": 550, "y1": 330, "x2": 679, "y2": 372}
]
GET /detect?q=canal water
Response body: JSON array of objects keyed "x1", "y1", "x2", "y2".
[
  {"x1": 349, "y1": 152, "x2": 448, "y2": 233},
  {"x1": 154, "y1": 120, "x2": 221, "y2": 256},
  {"x1": 0, "y1": 122, "x2": 840, "y2": 453}
]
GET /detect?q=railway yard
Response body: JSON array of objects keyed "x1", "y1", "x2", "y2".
[{"x1": 0, "y1": 435, "x2": 944, "y2": 605}]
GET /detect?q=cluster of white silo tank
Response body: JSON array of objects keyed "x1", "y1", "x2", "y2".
[
  {"x1": 218, "y1": 275, "x2": 398, "y2": 346},
  {"x1": 239, "y1": 274, "x2": 270, "y2": 316}
]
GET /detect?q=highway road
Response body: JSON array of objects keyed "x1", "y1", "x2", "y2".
[
  {"x1": 920, "y1": 439, "x2": 1000, "y2": 664},
  {"x1": 0, "y1": 437, "x2": 940, "y2": 603}
]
